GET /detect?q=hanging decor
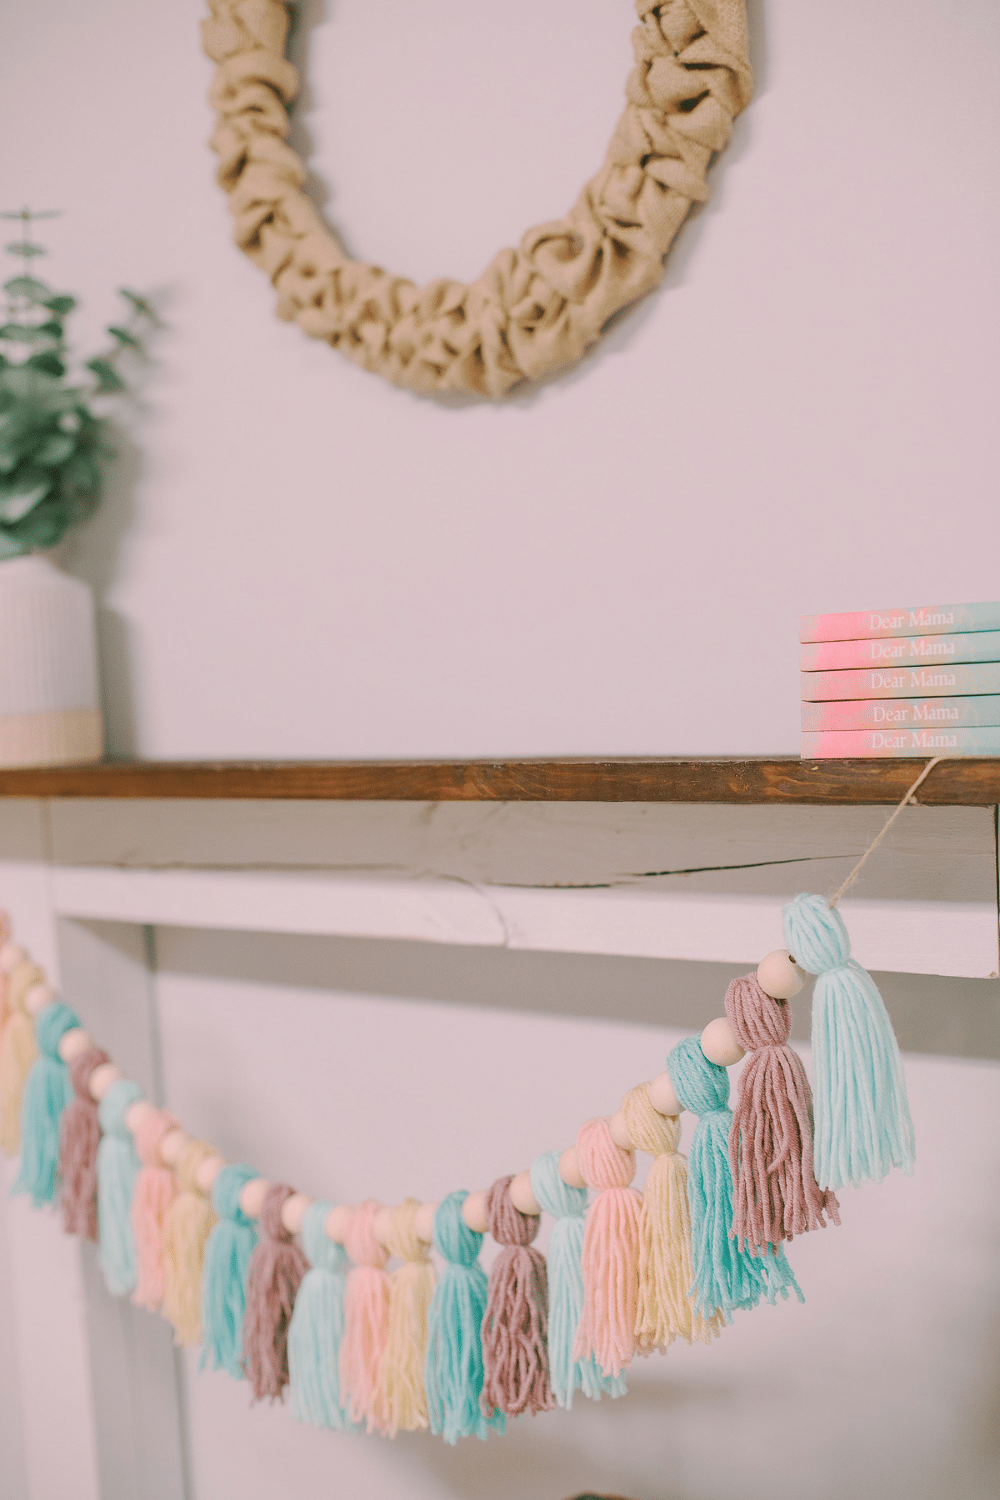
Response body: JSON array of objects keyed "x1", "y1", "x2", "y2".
[{"x1": 200, "y1": 1, "x2": 754, "y2": 397}]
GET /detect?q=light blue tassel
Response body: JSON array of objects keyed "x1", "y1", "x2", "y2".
[
  {"x1": 12, "y1": 1003, "x2": 79, "y2": 1207},
  {"x1": 784, "y1": 892, "x2": 915, "y2": 1191},
  {"x1": 529, "y1": 1152, "x2": 626, "y2": 1409},
  {"x1": 288, "y1": 1200, "x2": 353, "y2": 1429},
  {"x1": 96, "y1": 1078, "x2": 143, "y2": 1296},
  {"x1": 201, "y1": 1163, "x2": 258, "y2": 1379},
  {"x1": 668, "y1": 1037, "x2": 802, "y2": 1322},
  {"x1": 425, "y1": 1191, "x2": 504, "y2": 1444}
]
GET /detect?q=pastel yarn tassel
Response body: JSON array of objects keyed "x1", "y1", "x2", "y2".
[
  {"x1": 288, "y1": 1200, "x2": 352, "y2": 1430},
  {"x1": 425, "y1": 1191, "x2": 504, "y2": 1444},
  {"x1": 480, "y1": 1175, "x2": 554, "y2": 1419},
  {"x1": 529, "y1": 1151, "x2": 626, "y2": 1408},
  {"x1": 374, "y1": 1198, "x2": 436, "y2": 1435},
  {"x1": 0, "y1": 959, "x2": 43, "y2": 1154},
  {"x1": 784, "y1": 892, "x2": 915, "y2": 1190},
  {"x1": 130, "y1": 1109, "x2": 180, "y2": 1311},
  {"x1": 725, "y1": 973, "x2": 840, "y2": 1247},
  {"x1": 668, "y1": 1037, "x2": 802, "y2": 1322},
  {"x1": 200, "y1": 1162, "x2": 258, "y2": 1378},
  {"x1": 339, "y1": 1200, "x2": 391, "y2": 1434},
  {"x1": 572, "y1": 1118, "x2": 643, "y2": 1379},
  {"x1": 621, "y1": 1085, "x2": 722, "y2": 1351},
  {"x1": 12, "y1": 1003, "x2": 79, "y2": 1206},
  {"x1": 162, "y1": 1139, "x2": 218, "y2": 1345},
  {"x1": 60, "y1": 1045, "x2": 109, "y2": 1240},
  {"x1": 96, "y1": 1078, "x2": 143, "y2": 1296},
  {"x1": 242, "y1": 1182, "x2": 309, "y2": 1401}
]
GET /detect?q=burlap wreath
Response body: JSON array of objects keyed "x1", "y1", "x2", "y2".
[{"x1": 202, "y1": 1, "x2": 752, "y2": 398}]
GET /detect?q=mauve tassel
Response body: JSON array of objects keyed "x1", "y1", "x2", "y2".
[
  {"x1": 162, "y1": 1140, "x2": 218, "y2": 1345},
  {"x1": 96, "y1": 1078, "x2": 144, "y2": 1296},
  {"x1": 288, "y1": 1200, "x2": 353, "y2": 1430},
  {"x1": 12, "y1": 1003, "x2": 79, "y2": 1206},
  {"x1": 0, "y1": 959, "x2": 43, "y2": 1155},
  {"x1": 480, "y1": 1175, "x2": 554, "y2": 1419},
  {"x1": 374, "y1": 1199, "x2": 436, "y2": 1435},
  {"x1": 339, "y1": 1200, "x2": 391, "y2": 1434},
  {"x1": 621, "y1": 1084, "x2": 722, "y2": 1352},
  {"x1": 425, "y1": 1191, "x2": 504, "y2": 1444},
  {"x1": 201, "y1": 1163, "x2": 258, "y2": 1378},
  {"x1": 59, "y1": 1044, "x2": 109, "y2": 1240},
  {"x1": 243, "y1": 1182, "x2": 309, "y2": 1402},
  {"x1": 572, "y1": 1118, "x2": 643, "y2": 1378},
  {"x1": 130, "y1": 1109, "x2": 180, "y2": 1310},
  {"x1": 726, "y1": 974, "x2": 840, "y2": 1249}
]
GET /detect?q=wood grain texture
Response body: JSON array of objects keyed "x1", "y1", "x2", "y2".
[{"x1": 0, "y1": 757, "x2": 999, "y2": 804}]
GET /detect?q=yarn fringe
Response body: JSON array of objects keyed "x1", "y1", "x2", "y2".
[
  {"x1": 425, "y1": 1191, "x2": 503, "y2": 1444},
  {"x1": 339, "y1": 1200, "x2": 391, "y2": 1434},
  {"x1": 200, "y1": 1162, "x2": 258, "y2": 1377},
  {"x1": 480, "y1": 1176, "x2": 553, "y2": 1419},
  {"x1": 572, "y1": 1119, "x2": 642, "y2": 1378},
  {"x1": 288, "y1": 1200, "x2": 353, "y2": 1430},
  {"x1": 242, "y1": 1182, "x2": 309, "y2": 1402},
  {"x1": 60, "y1": 1046, "x2": 109, "y2": 1241},
  {"x1": 12, "y1": 1003, "x2": 79, "y2": 1206},
  {"x1": 374, "y1": 1199, "x2": 435, "y2": 1435},
  {"x1": 96, "y1": 1079, "x2": 144, "y2": 1296},
  {"x1": 162, "y1": 1140, "x2": 217, "y2": 1345},
  {"x1": 0, "y1": 961, "x2": 43, "y2": 1154}
]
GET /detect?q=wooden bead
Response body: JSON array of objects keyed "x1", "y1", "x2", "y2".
[
  {"x1": 460, "y1": 1190, "x2": 489, "y2": 1234},
  {"x1": 558, "y1": 1147, "x2": 587, "y2": 1189},
  {"x1": 509, "y1": 1170, "x2": 541, "y2": 1216},
  {"x1": 88, "y1": 1062, "x2": 122, "y2": 1101},
  {"x1": 238, "y1": 1178, "x2": 270, "y2": 1219},
  {"x1": 757, "y1": 948, "x2": 806, "y2": 1000},
  {"x1": 158, "y1": 1128, "x2": 188, "y2": 1167},
  {"x1": 124, "y1": 1098, "x2": 156, "y2": 1134},
  {"x1": 325, "y1": 1204, "x2": 352, "y2": 1244},
  {"x1": 700, "y1": 1017, "x2": 746, "y2": 1068},
  {"x1": 413, "y1": 1202, "x2": 438, "y2": 1243},
  {"x1": 24, "y1": 982, "x2": 54, "y2": 1016},
  {"x1": 195, "y1": 1153, "x2": 226, "y2": 1195},
  {"x1": 280, "y1": 1192, "x2": 313, "y2": 1235},
  {"x1": 0, "y1": 943, "x2": 26, "y2": 973},
  {"x1": 648, "y1": 1071, "x2": 682, "y2": 1116},
  {"x1": 57, "y1": 1027, "x2": 92, "y2": 1063},
  {"x1": 609, "y1": 1109, "x2": 633, "y2": 1150}
]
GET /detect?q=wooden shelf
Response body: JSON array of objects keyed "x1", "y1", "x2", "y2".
[{"x1": 0, "y1": 756, "x2": 997, "y2": 804}]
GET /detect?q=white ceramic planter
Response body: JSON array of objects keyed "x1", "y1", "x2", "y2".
[{"x1": 0, "y1": 555, "x2": 103, "y2": 767}]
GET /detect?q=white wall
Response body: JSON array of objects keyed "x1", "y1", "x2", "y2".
[{"x1": 1, "y1": 0, "x2": 997, "y2": 758}]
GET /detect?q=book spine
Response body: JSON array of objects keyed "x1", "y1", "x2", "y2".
[
  {"x1": 801, "y1": 695, "x2": 1000, "y2": 732},
  {"x1": 802, "y1": 727, "x2": 1000, "y2": 758},
  {"x1": 800, "y1": 662, "x2": 1000, "y2": 701},
  {"x1": 799, "y1": 602, "x2": 1000, "y2": 643},
  {"x1": 801, "y1": 631, "x2": 1000, "y2": 672}
]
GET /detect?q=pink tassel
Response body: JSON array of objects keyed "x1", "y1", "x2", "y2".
[
  {"x1": 339, "y1": 1200, "x2": 391, "y2": 1434},
  {"x1": 573, "y1": 1117, "x2": 642, "y2": 1379},
  {"x1": 242, "y1": 1183, "x2": 309, "y2": 1402},
  {"x1": 480, "y1": 1175, "x2": 553, "y2": 1419},
  {"x1": 59, "y1": 1046, "x2": 109, "y2": 1241},
  {"x1": 726, "y1": 974, "x2": 840, "y2": 1249},
  {"x1": 131, "y1": 1109, "x2": 180, "y2": 1310}
]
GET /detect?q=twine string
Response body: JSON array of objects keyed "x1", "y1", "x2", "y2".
[{"x1": 828, "y1": 757, "x2": 946, "y2": 909}]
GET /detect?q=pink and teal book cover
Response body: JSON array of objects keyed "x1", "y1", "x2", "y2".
[
  {"x1": 801, "y1": 630, "x2": 1000, "y2": 672},
  {"x1": 802, "y1": 695, "x2": 1000, "y2": 733},
  {"x1": 800, "y1": 601, "x2": 1000, "y2": 643},
  {"x1": 802, "y1": 727, "x2": 1000, "y2": 758},
  {"x1": 800, "y1": 662, "x2": 1000, "y2": 701}
]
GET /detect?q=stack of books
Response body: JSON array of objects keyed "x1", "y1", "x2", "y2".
[{"x1": 800, "y1": 602, "x2": 1000, "y2": 758}]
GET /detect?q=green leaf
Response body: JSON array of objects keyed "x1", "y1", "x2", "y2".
[
  {"x1": 43, "y1": 294, "x2": 75, "y2": 316},
  {"x1": 3, "y1": 276, "x2": 51, "y2": 302},
  {"x1": 24, "y1": 352, "x2": 65, "y2": 377},
  {"x1": 5, "y1": 242, "x2": 45, "y2": 258},
  {"x1": 62, "y1": 450, "x2": 100, "y2": 494},
  {"x1": 119, "y1": 287, "x2": 156, "y2": 320},
  {"x1": 85, "y1": 357, "x2": 126, "y2": 393},
  {"x1": 107, "y1": 324, "x2": 142, "y2": 351},
  {"x1": 33, "y1": 432, "x2": 76, "y2": 467},
  {"x1": 0, "y1": 323, "x2": 56, "y2": 345},
  {"x1": 0, "y1": 475, "x2": 51, "y2": 522}
]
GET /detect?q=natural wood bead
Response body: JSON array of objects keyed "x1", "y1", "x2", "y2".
[
  {"x1": 609, "y1": 1109, "x2": 633, "y2": 1150},
  {"x1": 124, "y1": 1098, "x2": 156, "y2": 1134},
  {"x1": 280, "y1": 1192, "x2": 313, "y2": 1235},
  {"x1": 238, "y1": 1177, "x2": 270, "y2": 1219},
  {"x1": 648, "y1": 1071, "x2": 682, "y2": 1116},
  {"x1": 158, "y1": 1128, "x2": 189, "y2": 1167},
  {"x1": 325, "y1": 1204, "x2": 352, "y2": 1244},
  {"x1": 413, "y1": 1202, "x2": 438, "y2": 1243},
  {"x1": 88, "y1": 1062, "x2": 122, "y2": 1101},
  {"x1": 700, "y1": 1016, "x2": 746, "y2": 1067},
  {"x1": 0, "y1": 943, "x2": 26, "y2": 973},
  {"x1": 558, "y1": 1147, "x2": 587, "y2": 1189},
  {"x1": 195, "y1": 1154, "x2": 226, "y2": 1194},
  {"x1": 509, "y1": 1171, "x2": 541, "y2": 1216},
  {"x1": 58, "y1": 1027, "x2": 92, "y2": 1063},
  {"x1": 757, "y1": 948, "x2": 807, "y2": 1000},
  {"x1": 461, "y1": 1190, "x2": 489, "y2": 1234},
  {"x1": 24, "y1": 983, "x2": 54, "y2": 1016}
]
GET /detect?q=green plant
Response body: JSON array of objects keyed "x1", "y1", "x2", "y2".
[{"x1": 0, "y1": 208, "x2": 156, "y2": 558}]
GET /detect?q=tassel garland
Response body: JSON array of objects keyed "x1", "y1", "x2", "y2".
[
  {"x1": 288, "y1": 1200, "x2": 353, "y2": 1430},
  {"x1": 339, "y1": 1200, "x2": 391, "y2": 1433},
  {"x1": 572, "y1": 1118, "x2": 643, "y2": 1379},
  {"x1": 242, "y1": 1182, "x2": 309, "y2": 1402},
  {"x1": 60, "y1": 1045, "x2": 109, "y2": 1240},
  {"x1": 162, "y1": 1139, "x2": 218, "y2": 1344},
  {"x1": 131, "y1": 1109, "x2": 180, "y2": 1310},
  {"x1": 425, "y1": 1191, "x2": 503, "y2": 1444},
  {"x1": 200, "y1": 1162, "x2": 258, "y2": 1377},
  {"x1": 480, "y1": 1175, "x2": 554, "y2": 1419},
  {"x1": 96, "y1": 1078, "x2": 144, "y2": 1296},
  {"x1": 12, "y1": 1002, "x2": 79, "y2": 1206},
  {"x1": 0, "y1": 959, "x2": 43, "y2": 1154}
]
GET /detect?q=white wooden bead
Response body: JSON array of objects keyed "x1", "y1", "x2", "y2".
[
  {"x1": 238, "y1": 1178, "x2": 270, "y2": 1219},
  {"x1": 24, "y1": 982, "x2": 54, "y2": 1016},
  {"x1": 195, "y1": 1153, "x2": 226, "y2": 1195},
  {"x1": 0, "y1": 943, "x2": 26, "y2": 973},
  {"x1": 372, "y1": 1206, "x2": 393, "y2": 1247},
  {"x1": 413, "y1": 1202, "x2": 438, "y2": 1243},
  {"x1": 558, "y1": 1147, "x2": 587, "y2": 1190},
  {"x1": 324, "y1": 1204, "x2": 352, "y2": 1244},
  {"x1": 158, "y1": 1128, "x2": 188, "y2": 1167},
  {"x1": 509, "y1": 1171, "x2": 541, "y2": 1216},
  {"x1": 700, "y1": 1017, "x2": 746, "y2": 1068},
  {"x1": 757, "y1": 948, "x2": 806, "y2": 1000},
  {"x1": 609, "y1": 1109, "x2": 633, "y2": 1150},
  {"x1": 461, "y1": 1190, "x2": 489, "y2": 1234},
  {"x1": 124, "y1": 1099, "x2": 156, "y2": 1135},
  {"x1": 280, "y1": 1192, "x2": 313, "y2": 1236},
  {"x1": 88, "y1": 1062, "x2": 122, "y2": 1101},
  {"x1": 58, "y1": 1027, "x2": 92, "y2": 1063},
  {"x1": 648, "y1": 1071, "x2": 682, "y2": 1116}
]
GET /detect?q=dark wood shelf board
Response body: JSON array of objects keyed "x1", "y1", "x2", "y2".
[{"x1": 0, "y1": 757, "x2": 996, "y2": 805}]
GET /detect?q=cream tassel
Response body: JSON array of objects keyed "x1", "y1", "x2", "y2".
[
  {"x1": 0, "y1": 960, "x2": 44, "y2": 1155},
  {"x1": 374, "y1": 1199, "x2": 436, "y2": 1435},
  {"x1": 162, "y1": 1139, "x2": 217, "y2": 1346}
]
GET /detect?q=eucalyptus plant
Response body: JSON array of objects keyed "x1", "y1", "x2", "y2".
[{"x1": 0, "y1": 208, "x2": 156, "y2": 558}]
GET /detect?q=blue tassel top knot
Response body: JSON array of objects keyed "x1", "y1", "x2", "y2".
[
  {"x1": 301, "y1": 1200, "x2": 348, "y2": 1274},
  {"x1": 36, "y1": 1002, "x2": 81, "y2": 1057},
  {"x1": 667, "y1": 1034, "x2": 730, "y2": 1116},
  {"x1": 98, "y1": 1077, "x2": 143, "y2": 1137},
  {"x1": 433, "y1": 1190, "x2": 484, "y2": 1265},
  {"x1": 782, "y1": 892, "x2": 851, "y2": 973},
  {"x1": 529, "y1": 1152, "x2": 587, "y2": 1219},
  {"x1": 211, "y1": 1162, "x2": 258, "y2": 1225}
]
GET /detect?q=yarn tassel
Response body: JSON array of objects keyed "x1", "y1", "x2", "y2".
[
  {"x1": 480, "y1": 1175, "x2": 554, "y2": 1419},
  {"x1": 0, "y1": 959, "x2": 43, "y2": 1154},
  {"x1": 425, "y1": 1191, "x2": 504, "y2": 1444},
  {"x1": 11, "y1": 1003, "x2": 79, "y2": 1206},
  {"x1": 200, "y1": 1162, "x2": 258, "y2": 1378},
  {"x1": 288, "y1": 1200, "x2": 353, "y2": 1430},
  {"x1": 374, "y1": 1198, "x2": 436, "y2": 1435},
  {"x1": 130, "y1": 1109, "x2": 180, "y2": 1310},
  {"x1": 339, "y1": 1200, "x2": 391, "y2": 1434},
  {"x1": 529, "y1": 1151, "x2": 626, "y2": 1408},
  {"x1": 725, "y1": 972, "x2": 840, "y2": 1247},
  {"x1": 60, "y1": 1045, "x2": 109, "y2": 1240},
  {"x1": 96, "y1": 1078, "x2": 144, "y2": 1296},
  {"x1": 572, "y1": 1118, "x2": 643, "y2": 1378},
  {"x1": 162, "y1": 1139, "x2": 218, "y2": 1345},
  {"x1": 668, "y1": 1037, "x2": 803, "y2": 1322},
  {"x1": 621, "y1": 1085, "x2": 723, "y2": 1351},
  {"x1": 784, "y1": 892, "x2": 915, "y2": 1190},
  {"x1": 242, "y1": 1182, "x2": 308, "y2": 1401}
]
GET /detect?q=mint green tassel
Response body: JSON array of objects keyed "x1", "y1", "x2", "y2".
[
  {"x1": 668, "y1": 1037, "x2": 803, "y2": 1321},
  {"x1": 96, "y1": 1078, "x2": 143, "y2": 1296},
  {"x1": 201, "y1": 1163, "x2": 258, "y2": 1379},
  {"x1": 784, "y1": 893, "x2": 915, "y2": 1191},
  {"x1": 529, "y1": 1152, "x2": 626, "y2": 1408},
  {"x1": 425, "y1": 1191, "x2": 504, "y2": 1444},
  {"x1": 12, "y1": 1003, "x2": 79, "y2": 1207},
  {"x1": 288, "y1": 1200, "x2": 352, "y2": 1429}
]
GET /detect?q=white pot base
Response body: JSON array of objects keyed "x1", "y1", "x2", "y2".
[{"x1": 0, "y1": 707, "x2": 104, "y2": 768}]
